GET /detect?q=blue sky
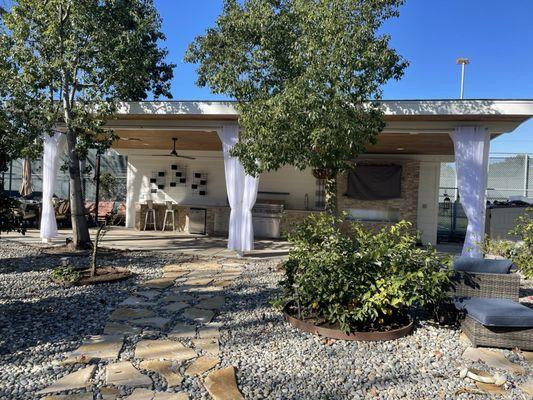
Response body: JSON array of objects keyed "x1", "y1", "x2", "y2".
[{"x1": 155, "y1": 0, "x2": 533, "y2": 154}]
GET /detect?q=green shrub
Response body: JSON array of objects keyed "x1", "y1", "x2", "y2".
[
  {"x1": 277, "y1": 213, "x2": 451, "y2": 333},
  {"x1": 50, "y1": 265, "x2": 81, "y2": 283},
  {"x1": 484, "y1": 208, "x2": 533, "y2": 279}
]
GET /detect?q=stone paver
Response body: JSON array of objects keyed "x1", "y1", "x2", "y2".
[
  {"x1": 125, "y1": 388, "x2": 189, "y2": 400},
  {"x1": 198, "y1": 323, "x2": 221, "y2": 339},
  {"x1": 42, "y1": 394, "x2": 93, "y2": 400},
  {"x1": 100, "y1": 386, "x2": 121, "y2": 400},
  {"x1": 160, "y1": 293, "x2": 194, "y2": 303},
  {"x1": 212, "y1": 280, "x2": 233, "y2": 288},
  {"x1": 184, "y1": 356, "x2": 219, "y2": 376},
  {"x1": 184, "y1": 278, "x2": 214, "y2": 286},
  {"x1": 120, "y1": 296, "x2": 157, "y2": 307},
  {"x1": 195, "y1": 296, "x2": 225, "y2": 310},
  {"x1": 105, "y1": 361, "x2": 152, "y2": 388},
  {"x1": 163, "y1": 264, "x2": 190, "y2": 273},
  {"x1": 109, "y1": 307, "x2": 155, "y2": 321},
  {"x1": 192, "y1": 338, "x2": 219, "y2": 356},
  {"x1": 139, "y1": 360, "x2": 183, "y2": 387},
  {"x1": 131, "y1": 316, "x2": 171, "y2": 329},
  {"x1": 182, "y1": 308, "x2": 215, "y2": 323},
  {"x1": 162, "y1": 271, "x2": 190, "y2": 279},
  {"x1": 204, "y1": 366, "x2": 244, "y2": 400},
  {"x1": 135, "y1": 340, "x2": 197, "y2": 362},
  {"x1": 141, "y1": 278, "x2": 176, "y2": 290},
  {"x1": 104, "y1": 321, "x2": 142, "y2": 336},
  {"x1": 168, "y1": 323, "x2": 197, "y2": 339},
  {"x1": 136, "y1": 290, "x2": 162, "y2": 300},
  {"x1": 37, "y1": 365, "x2": 96, "y2": 395},
  {"x1": 63, "y1": 335, "x2": 124, "y2": 364},
  {"x1": 162, "y1": 301, "x2": 189, "y2": 313}
]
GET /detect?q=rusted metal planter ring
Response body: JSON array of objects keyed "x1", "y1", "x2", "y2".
[{"x1": 284, "y1": 310, "x2": 413, "y2": 341}]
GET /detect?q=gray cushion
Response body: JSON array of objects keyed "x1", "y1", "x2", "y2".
[
  {"x1": 453, "y1": 257, "x2": 514, "y2": 274},
  {"x1": 454, "y1": 298, "x2": 533, "y2": 327}
]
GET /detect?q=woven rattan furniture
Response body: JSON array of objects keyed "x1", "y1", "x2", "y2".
[
  {"x1": 461, "y1": 314, "x2": 533, "y2": 351},
  {"x1": 450, "y1": 270, "x2": 520, "y2": 301}
]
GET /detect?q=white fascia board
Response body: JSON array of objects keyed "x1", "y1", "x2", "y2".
[
  {"x1": 380, "y1": 99, "x2": 533, "y2": 117},
  {"x1": 116, "y1": 100, "x2": 533, "y2": 118}
]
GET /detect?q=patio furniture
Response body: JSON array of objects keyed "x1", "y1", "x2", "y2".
[
  {"x1": 455, "y1": 298, "x2": 533, "y2": 350},
  {"x1": 449, "y1": 257, "x2": 519, "y2": 301},
  {"x1": 162, "y1": 201, "x2": 176, "y2": 232},
  {"x1": 450, "y1": 257, "x2": 532, "y2": 350},
  {"x1": 143, "y1": 200, "x2": 157, "y2": 231}
]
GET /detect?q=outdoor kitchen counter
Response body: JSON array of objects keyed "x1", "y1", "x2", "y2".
[
  {"x1": 134, "y1": 203, "x2": 228, "y2": 234},
  {"x1": 134, "y1": 202, "x2": 322, "y2": 236}
]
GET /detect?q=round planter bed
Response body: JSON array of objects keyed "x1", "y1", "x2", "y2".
[
  {"x1": 283, "y1": 307, "x2": 413, "y2": 341},
  {"x1": 52, "y1": 266, "x2": 134, "y2": 287}
]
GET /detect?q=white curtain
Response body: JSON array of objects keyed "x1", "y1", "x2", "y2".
[
  {"x1": 450, "y1": 126, "x2": 490, "y2": 258},
  {"x1": 40, "y1": 132, "x2": 62, "y2": 243},
  {"x1": 218, "y1": 124, "x2": 259, "y2": 252}
]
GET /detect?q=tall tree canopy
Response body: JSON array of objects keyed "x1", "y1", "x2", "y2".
[
  {"x1": 0, "y1": 0, "x2": 174, "y2": 247},
  {"x1": 186, "y1": 0, "x2": 408, "y2": 176}
]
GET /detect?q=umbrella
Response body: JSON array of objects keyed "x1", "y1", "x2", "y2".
[{"x1": 19, "y1": 157, "x2": 33, "y2": 197}]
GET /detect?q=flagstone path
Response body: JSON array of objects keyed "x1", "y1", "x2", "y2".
[{"x1": 37, "y1": 259, "x2": 247, "y2": 400}]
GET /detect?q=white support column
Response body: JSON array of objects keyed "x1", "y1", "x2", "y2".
[
  {"x1": 217, "y1": 124, "x2": 259, "y2": 252},
  {"x1": 449, "y1": 126, "x2": 490, "y2": 258}
]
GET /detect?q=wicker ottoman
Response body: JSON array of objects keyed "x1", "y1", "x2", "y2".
[
  {"x1": 462, "y1": 315, "x2": 533, "y2": 351},
  {"x1": 456, "y1": 298, "x2": 533, "y2": 351}
]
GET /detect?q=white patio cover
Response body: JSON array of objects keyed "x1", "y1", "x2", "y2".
[
  {"x1": 218, "y1": 124, "x2": 259, "y2": 252},
  {"x1": 450, "y1": 126, "x2": 490, "y2": 257},
  {"x1": 40, "y1": 132, "x2": 62, "y2": 243}
]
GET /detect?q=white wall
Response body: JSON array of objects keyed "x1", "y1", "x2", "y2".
[
  {"x1": 417, "y1": 161, "x2": 440, "y2": 245},
  {"x1": 121, "y1": 149, "x2": 317, "y2": 227}
]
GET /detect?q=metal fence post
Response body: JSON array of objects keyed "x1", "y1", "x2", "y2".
[{"x1": 525, "y1": 154, "x2": 529, "y2": 198}]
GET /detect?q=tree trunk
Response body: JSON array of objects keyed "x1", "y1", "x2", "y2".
[{"x1": 66, "y1": 129, "x2": 91, "y2": 249}]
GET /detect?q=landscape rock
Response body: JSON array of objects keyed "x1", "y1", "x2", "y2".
[
  {"x1": 204, "y1": 366, "x2": 244, "y2": 400},
  {"x1": 105, "y1": 361, "x2": 152, "y2": 388}
]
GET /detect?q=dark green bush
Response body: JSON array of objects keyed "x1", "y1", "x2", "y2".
[{"x1": 277, "y1": 213, "x2": 451, "y2": 333}]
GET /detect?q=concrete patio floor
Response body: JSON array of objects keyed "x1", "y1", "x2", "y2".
[{"x1": 1, "y1": 227, "x2": 292, "y2": 259}]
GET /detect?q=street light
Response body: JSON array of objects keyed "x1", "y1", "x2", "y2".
[{"x1": 456, "y1": 58, "x2": 470, "y2": 99}]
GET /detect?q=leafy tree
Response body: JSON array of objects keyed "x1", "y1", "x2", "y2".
[
  {"x1": 186, "y1": 0, "x2": 407, "y2": 210},
  {"x1": 0, "y1": 0, "x2": 174, "y2": 247}
]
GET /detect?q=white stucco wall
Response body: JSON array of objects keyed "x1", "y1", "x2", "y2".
[
  {"x1": 417, "y1": 161, "x2": 440, "y2": 245},
  {"x1": 121, "y1": 149, "x2": 317, "y2": 227}
]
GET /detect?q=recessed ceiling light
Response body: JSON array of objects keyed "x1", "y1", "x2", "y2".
[
  {"x1": 396, "y1": 147, "x2": 405, "y2": 151},
  {"x1": 409, "y1": 132, "x2": 420, "y2": 135}
]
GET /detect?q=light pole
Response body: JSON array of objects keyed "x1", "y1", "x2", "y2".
[{"x1": 456, "y1": 58, "x2": 470, "y2": 99}]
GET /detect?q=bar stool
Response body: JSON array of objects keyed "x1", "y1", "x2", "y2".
[
  {"x1": 143, "y1": 200, "x2": 157, "y2": 230},
  {"x1": 162, "y1": 201, "x2": 176, "y2": 232}
]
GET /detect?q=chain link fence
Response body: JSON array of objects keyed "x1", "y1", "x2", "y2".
[{"x1": 438, "y1": 153, "x2": 532, "y2": 242}]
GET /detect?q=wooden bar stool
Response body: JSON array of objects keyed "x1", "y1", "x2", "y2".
[
  {"x1": 143, "y1": 200, "x2": 157, "y2": 231},
  {"x1": 162, "y1": 201, "x2": 176, "y2": 232}
]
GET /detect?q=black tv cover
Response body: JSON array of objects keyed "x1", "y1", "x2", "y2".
[{"x1": 347, "y1": 165, "x2": 402, "y2": 200}]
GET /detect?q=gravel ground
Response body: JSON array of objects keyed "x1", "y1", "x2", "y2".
[
  {"x1": 1, "y1": 239, "x2": 531, "y2": 400},
  {"x1": 0, "y1": 240, "x2": 175, "y2": 400}
]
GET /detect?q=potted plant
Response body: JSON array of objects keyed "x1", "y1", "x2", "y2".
[{"x1": 274, "y1": 213, "x2": 451, "y2": 340}]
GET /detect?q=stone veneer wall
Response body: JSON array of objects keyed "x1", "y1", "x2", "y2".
[{"x1": 336, "y1": 159, "x2": 420, "y2": 232}]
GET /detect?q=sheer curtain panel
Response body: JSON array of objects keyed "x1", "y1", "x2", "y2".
[{"x1": 40, "y1": 132, "x2": 62, "y2": 243}]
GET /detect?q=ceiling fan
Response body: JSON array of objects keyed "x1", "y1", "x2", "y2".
[{"x1": 153, "y1": 138, "x2": 196, "y2": 160}]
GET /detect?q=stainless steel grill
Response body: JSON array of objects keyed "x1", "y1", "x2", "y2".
[{"x1": 252, "y1": 203, "x2": 284, "y2": 238}]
